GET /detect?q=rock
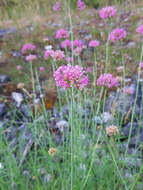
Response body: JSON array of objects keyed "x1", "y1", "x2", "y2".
[
  {"x1": 129, "y1": 133, "x2": 143, "y2": 149},
  {"x1": 101, "y1": 112, "x2": 113, "y2": 123},
  {"x1": 0, "y1": 75, "x2": 10, "y2": 83},
  {"x1": 92, "y1": 116, "x2": 102, "y2": 124},
  {"x1": 11, "y1": 92, "x2": 23, "y2": 107},
  {"x1": 20, "y1": 104, "x2": 32, "y2": 119},
  {"x1": 0, "y1": 103, "x2": 6, "y2": 117}
]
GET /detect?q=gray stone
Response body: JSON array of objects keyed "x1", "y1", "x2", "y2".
[
  {"x1": 0, "y1": 75, "x2": 10, "y2": 83},
  {"x1": 122, "y1": 122, "x2": 139, "y2": 137},
  {"x1": 11, "y1": 92, "x2": 23, "y2": 107},
  {"x1": 56, "y1": 120, "x2": 68, "y2": 133}
]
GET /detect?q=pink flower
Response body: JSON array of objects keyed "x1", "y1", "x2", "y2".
[
  {"x1": 61, "y1": 39, "x2": 72, "y2": 49},
  {"x1": 51, "y1": 50, "x2": 65, "y2": 61},
  {"x1": 56, "y1": 29, "x2": 69, "y2": 39},
  {"x1": 140, "y1": 62, "x2": 143, "y2": 68},
  {"x1": 74, "y1": 40, "x2": 83, "y2": 48},
  {"x1": 123, "y1": 88, "x2": 134, "y2": 95},
  {"x1": 53, "y1": 2, "x2": 61, "y2": 11},
  {"x1": 77, "y1": 0, "x2": 86, "y2": 11},
  {"x1": 65, "y1": 57, "x2": 72, "y2": 63},
  {"x1": 136, "y1": 24, "x2": 143, "y2": 35},
  {"x1": 21, "y1": 43, "x2": 36, "y2": 54},
  {"x1": 54, "y1": 64, "x2": 88, "y2": 90},
  {"x1": 39, "y1": 67, "x2": 45, "y2": 71},
  {"x1": 25, "y1": 54, "x2": 37, "y2": 62},
  {"x1": 109, "y1": 28, "x2": 126, "y2": 43},
  {"x1": 116, "y1": 66, "x2": 124, "y2": 72},
  {"x1": 106, "y1": 125, "x2": 118, "y2": 136},
  {"x1": 88, "y1": 40, "x2": 100, "y2": 48},
  {"x1": 97, "y1": 73, "x2": 118, "y2": 88},
  {"x1": 17, "y1": 65, "x2": 22, "y2": 71},
  {"x1": 74, "y1": 47, "x2": 82, "y2": 56},
  {"x1": 44, "y1": 50, "x2": 54, "y2": 59},
  {"x1": 99, "y1": 6, "x2": 117, "y2": 19}
]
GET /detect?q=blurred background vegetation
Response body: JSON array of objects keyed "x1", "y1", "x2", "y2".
[{"x1": 0, "y1": 0, "x2": 131, "y2": 21}]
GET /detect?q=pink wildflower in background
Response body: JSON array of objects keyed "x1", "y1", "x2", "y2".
[
  {"x1": 97, "y1": 73, "x2": 118, "y2": 88},
  {"x1": 65, "y1": 57, "x2": 72, "y2": 63},
  {"x1": 74, "y1": 47, "x2": 83, "y2": 56},
  {"x1": 51, "y1": 50, "x2": 65, "y2": 61},
  {"x1": 74, "y1": 39, "x2": 83, "y2": 48},
  {"x1": 88, "y1": 40, "x2": 100, "y2": 48},
  {"x1": 77, "y1": 0, "x2": 86, "y2": 11},
  {"x1": 17, "y1": 65, "x2": 22, "y2": 71},
  {"x1": 106, "y1": 125, "x2": 118, "y2": 136},
  {"x1": 44, "y1": 50, "x2": 54, "y2": 59},
  {"x1": 136, "y1": 24, "x2": 143, "y2": 35},
  {"x1": 54, "y1": 64, "x2": 88, "y2": 90},
  {"x1": 123, "y1": 88, "x2": 134, "y2": 95},
  {"x1": 140, "y1": 62, "x2": 143, "y2": 69},
  {"x1": 56, "y1": 29, "x2": 69, "y2": 39},
  {"x1": 99, "y1": 6, "x2": 117, "y2": 19},
  {"x1": 39, "y1": 67, "x2": 45, "y2": 71},
  {"x1": 61, "y1": 39, "x2": 72, "y2": 49},
  {"x1": 21, "y1": 43, "x2": 36, "y2": 54},
  {"x1": 109, "y1": 28, "x2": 126, "y2": 42},
  {"x1": 116, "y1": 66, "x2": 124, "y2": 73},
  {"x1": 53, "y1": 2, "x2": 61, "y2": 11},
  {"x1": 25, "y1": 54, "x2": 37, "y2": 62}
]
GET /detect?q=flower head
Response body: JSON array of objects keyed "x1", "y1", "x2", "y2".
[
  {"x1": 74, "y1": 47, "x2": 83, "y2": 56},
  {"x1": 99, "y1": 6, "x2": 117, "y2": 19},
  {"x1": 54, "y1": 64, "x2": 88, "y2": 90},
  {"x1": 53, "y1": 2, "x2": 61, "y2": 11},
  {"x1": 21, "y1": 43, "x2": 36, "y2": 54},
  {"x1": 74, "y1": 39, "x2": 83, "y2": 48},
  {"x1": 44, "y1": 50, "x2": 54, "y2": 59},
  {"x1": 109, "y1": 28, "x2": 126, "y2": 43},
  {"x1": 123, "y1": 88, "x2": 134, "y2": 95},
  {"x1": 61, "y1": 39, "x2": 72, "y2": 49},
  {"x1": 39, "y1": 67, "x2": 45, "y2": 71},
  {"x1": 77, "y1": 0, "x2": 86, "y2": 11},
  {"x1": 17, "y1": 65, "x2": 22, "y2": 71},
  {"x1": 51, "y1": 50, "x2": 65, "y2": 61},
  {"x1": 136, "y1": 24, "x2": 143, "y2": 35},
  {"x1": 48, "y1": 148, "x2": 57, "y2": 156},
  {"x1": 25, "y1": 54, "x2": 37, "y2": 62},
  {"x1": 106, "y1": 125, "x2": 118, "y2": 136},
  {"x1": 140, "y1": 62, "x2": 143, "y2": 68},
  {"x1": 56, "y1": 29, "x2": 69, "y2": 39},
  {"x1": 97, "y1": 73, "x2": 118, "y2": 88},
  {"x1": 65, "y1": 57, "x2": 73, "y2": 63},
  {"x1": 88, "y1": 40, "x2": 100, "y2": 48}
]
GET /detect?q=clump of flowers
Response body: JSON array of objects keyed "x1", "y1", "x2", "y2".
[
  {"x1": 61, "y1": 39, "x2": 72, "y2": 49},
  {"x1": 65, "y1": 57, "x2": 72, "y2": 63},
  {"x1": 88, "y1": 40, "x2": 100, "y2": 48},
  {"x1": 54, "y1": 64, "x2": 88, "y2": 90},
  {"x1": 56, "y1": 29, "x2": 69, "y2": 39},
  {"x1": 39, "y1": 67, "x2": 45, "y2": 71},
  {"x1": 74, "y1": 47, "x2": 83, "y2": 56},
  {"x1": 25, "y1": 54, "x2": 37, "y2": 62},
  {"x1": 99, "y1": 6, "x2": 117, "y2": 19},
  {"x1": 77, "y1": 0, "x2": 86, "y2": 11},
  {"x1": 44, "y1": 50, "x2": 54, "y2": 59},
  {"x1": 109, "y1": 28, "x2": 126, "y2": 42},
  {"x1": 97, "y1": 73, "x2": 118, "y2": 88},
  {"x1": 17, "y1": 65, "x2": 22, "y2": 71},
  {"x1": 53, "y1": 2, "x2": 61, "y2": 11},
  {"x1": 106, "y1": 125, "x2": 118, "y2": 136},
  {"x1": 136, "y1": 24, "x2": 143, "y2": 35},
  {"x1": 21, "y1": 43, "x2": 36, "y2": 54},
  {"x1": 123, "y1": 88, "x2": 134, "y2": 95}
]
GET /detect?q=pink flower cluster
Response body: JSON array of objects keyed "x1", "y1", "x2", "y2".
[
  {"x1": 99, "y1": 6, "x2": 117, "y2": 19},
  {"x1": 54, "y1": 64, "x2": 88, "y2": 89},
  {"x1": 106, "y1": 125, "x2": 118, "y2": 136},
  {"x1": 140, "y1": 62, "x2": 143, "y2": 69},
  {"x1": 77, "y1": 0, "x2": 86, "y2": 11},
  {"x1": 21, "y1": 43, "x2": 36, "y2": 54},
  {"x1": 61, "y1": 39, "x2": 72, "y2": 49},
  {"x1": 88, "y1": 40, "x2": 100, "y2": 48},
  {"x1": 44, "y1": 50, "x2": 65, "y2": 61},
  {"x1": 25, "y1": 54, "x2": 37, "y2": 62},
  {"x1": 109, "y1": 28, "x2": 126, "y2": 42},
  {"x1": 56, "y1": 29, "x2": 69, "y2": 39},
  {"x1": 97, "y1": 73, "x2": 118, "y2": 88},
  {"x1": 53, "y1": 2, "x2": 61, "y2": 11},
  {"x1": 136, "y1": 24, "x2": 143, "y2": 35}
]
